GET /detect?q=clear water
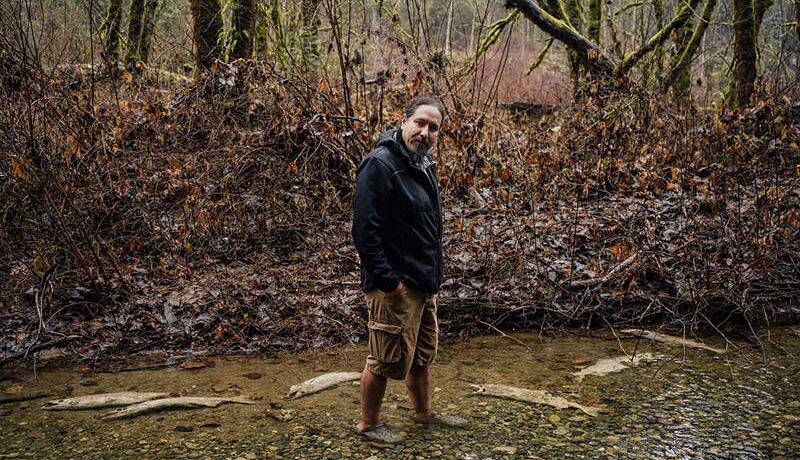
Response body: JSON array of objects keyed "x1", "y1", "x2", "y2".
[{"x1": 1, "y1": 328, "x2": 798, "y2": 459}]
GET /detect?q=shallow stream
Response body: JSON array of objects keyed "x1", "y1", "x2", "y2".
[{"x1": 2, "y1": 328, "x2": 799, "y2": 459}]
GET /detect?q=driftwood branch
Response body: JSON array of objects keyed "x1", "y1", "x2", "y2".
[
  {"x1": 506, "y1": 0, "x2": 616, "y2": 74},
  {"x1": 477, "y1": 320, "x2": 531, "y2": 350},
  {"x1": 570, "y1": 253, "x2": 640, "y2": 288}
]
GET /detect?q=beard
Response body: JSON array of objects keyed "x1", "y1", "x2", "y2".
[{"x1": 407, "y1": 138, "x2": 430, "y2": 163}]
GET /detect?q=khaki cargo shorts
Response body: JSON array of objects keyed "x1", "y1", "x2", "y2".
[{"x1": 364, "y1": 287, "x2": 439, "y2": 380}]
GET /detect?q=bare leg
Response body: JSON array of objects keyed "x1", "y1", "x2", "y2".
[
  {"x1": 405, "y1": 364, "x2": 432, "y2": 419},
  {"x1": 357, "y1": 363, "x2": 387, "y2": 431}
]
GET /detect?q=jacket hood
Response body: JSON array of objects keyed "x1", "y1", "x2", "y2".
[
  {"x1": 376, "y1": 128, "x2": 404, "y2": 153},
  {"x1": 376, "y1": 128, "x2": 431, "y2": 170}
]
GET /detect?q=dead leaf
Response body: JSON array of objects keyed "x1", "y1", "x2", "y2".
[{"x1": 11, "y1": 156, "x2": 27, "y2": 180}]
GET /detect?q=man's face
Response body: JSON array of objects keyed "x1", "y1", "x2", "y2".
[{"x1": 401, "y1": 104, "x2": 442, "y2": 157}]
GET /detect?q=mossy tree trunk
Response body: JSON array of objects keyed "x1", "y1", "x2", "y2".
[
  {"x1": 540, "y1": 0, "x2": 591, "y2": 89},
  {"x1": 652, "y1": 0, "x2": 665, "y2": 77},
  {"x1": 669, "y1": 19, "x2": 694, "y2": 102},
  {"x1": 300, "y1": 0, "x2": 321, "y2": 75},
  {"x1": 587, "y1": 0, "x2": 601, "y2": 44},
  {"x1": 126, "y1": 0, "x2": 146, "y2": 63},
  {"x1": 191, "y1": 0, "x2": 223, "y2": 72},
  {"x1": 231, "y1": 0, "x2": 255, "y2": 60},
  {"x1": 138, "y1": 0, "x2": 159, "y2": 63},
  {"x1": 100, "y1": 0, "x2": 125, "y2": 62},
  {"x1": 614, "y1": 0, "x2": 702, "y2": 76},
  {"x1": 663, "y1": 0, "x2": 717, "y2": 100}
]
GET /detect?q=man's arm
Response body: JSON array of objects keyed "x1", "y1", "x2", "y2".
[{"x1": 352, "y1": 157, "x2": 401, "y2": 292}]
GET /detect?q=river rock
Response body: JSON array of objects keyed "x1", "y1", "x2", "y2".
[{"x1": 493, "y1": 446, "x2": 518, "y2": 455}]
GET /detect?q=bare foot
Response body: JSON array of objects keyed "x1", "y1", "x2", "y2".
[{"x1": 355, "y1": 420, "x2": 379, "y2": 432}]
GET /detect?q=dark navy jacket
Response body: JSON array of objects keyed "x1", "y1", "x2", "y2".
[{"x1": 352, "y1": 129, "x2": 444, "y2": 294}]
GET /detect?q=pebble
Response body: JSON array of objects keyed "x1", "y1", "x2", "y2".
[{"x1": 493, "y1": 446, "x2": 518, "y2": 455}]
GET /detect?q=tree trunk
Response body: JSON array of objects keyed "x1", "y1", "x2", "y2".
[
  {"x1": 796, "y1": 0, "x2": 800, "y2": 42},
  {"x1": 126, "y1": 0, "x2": 146, "y2": 63},
  {"x1": 543, "y1": 0, "x2": 586, "y2": 85},
  {"x1": 231, "y1": 0, "x2": 255, "y2": 60},
  {"x1": 587, "y1": 0, "x2": 601, "y2": 44},
  {"x1": 300, "y1": 0, "x2": 321, "y2": 74},
  {"x1": 754, "y1": 0, "x2": 774, "y2": 39},
  {"x1": 730, "y1": 0, "x2": 757, "y2": 107},
  {"x1": 669, "y1": 18, "x2": 694, "y2": 102},
  {"x1": 445, "y1": 0, "x2": 454, "y2": 56},
  {"x1": 100, "y1": 0, "x2": 124, "y2": 62},
  {"x1": 507, "y1": 0, "x2": 615, "y2": 75},
  {"x1": 614, "y1": 0, "x2": 702, "y2": 76},
  {"x1": 137, "y1": 0, "x2": 159, "y2": 63},
  {"x1": 191, "y1": 0, "x2": 223, "y2": 72},
  {"x1": 652, "y1": 0, "x2": 665, "y2": 77},
  {"x1": 469, "y1": 7, "x2": 476, "y2": 53},
  {"x1": 663, "y1": 0, "x2": 717, "y2": 95}
]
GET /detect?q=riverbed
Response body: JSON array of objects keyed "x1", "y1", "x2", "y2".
[{"x1": 1, "y1": 328, "x2": 799, "y2": 459}]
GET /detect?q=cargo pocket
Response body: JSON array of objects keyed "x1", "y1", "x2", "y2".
[{"x1": 368, "y1": 321, "x2": 403, "y2": 363}]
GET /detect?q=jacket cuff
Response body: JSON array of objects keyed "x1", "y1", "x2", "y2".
[{"x1": 377, "y1": 277, "x2": 401, "y2": 293}]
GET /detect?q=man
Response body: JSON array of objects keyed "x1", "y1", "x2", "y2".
[{"x1": 352, "y1": 96, "x2": 465, "y2": 442}]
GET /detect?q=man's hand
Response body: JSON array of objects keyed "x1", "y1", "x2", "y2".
[{"x1": 385, "y1": 281, "x2": 406, "y2": 297}]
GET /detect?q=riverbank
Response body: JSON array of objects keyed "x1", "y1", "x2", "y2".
[
  {"x1": 2, "y1": 327, "x2": 798, "y2": 459},
  {"x1": 3, "y1": 72, "x2": 799, "y2": 364}
]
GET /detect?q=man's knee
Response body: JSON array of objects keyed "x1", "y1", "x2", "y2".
[
  {"x1": 363, "y1": 365, "x2": 388, "y2": 382},
  {"x1": 407, "y1": 363, "x2": 430, "y2": 377}
]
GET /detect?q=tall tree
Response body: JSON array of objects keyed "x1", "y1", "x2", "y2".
[
  {"x1": 668, "y1": 19, "x2": 695, "y2": 101},
  {"x1": 730, "y1": 0, "x2": 757, "y2": 107},
  {"x1": 191, "y1": 0, "x2": 223, "y2": 71},
  {"x1": 231, "y1": 0, "x2": 255, "y2": 59},
  {"x1": 300, "y1": 0, "x2": 321, "y2": 74},
  {"x1": 663, "y1": 0, "x2": 718, "y2": 98},
  {"x1": 587, "y1": 0, "x2": 601, "y2": 44},
  {"x1": 137, "y1": 0, "x2": 159, "y2": 63},
  {"x1": 126, "y1": 0, "x2": 146, "y2": 63},
  {"x1": 614, "y1": 0, "x2": 702, "y2": 76},
  {"x1": 542, "y1": 0, "x2": 590, "y2": 86},
  {"x1": 100, "y1": 0, "x2": 124, "y2": 62}
]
